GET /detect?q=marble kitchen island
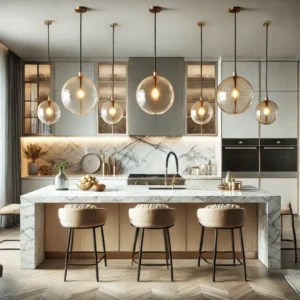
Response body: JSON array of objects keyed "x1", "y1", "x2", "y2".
[{"x1": 21, "y1": 185, "x2": 281, "y2": 269}]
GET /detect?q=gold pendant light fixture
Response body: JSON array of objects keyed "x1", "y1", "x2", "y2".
[
  {"x1": 101, "y1": 23, "x2": 123, "y2": 125},
  {"x1": 256, "y1": 21, "x2": 279, "y2": 124},
  {"x1": 136, "y1": 6, "x2": 175, "y2": 115},
  {"x1": 37, "y1": 20, "x2": 61, "y2": 125},
  {"x1": 61, "y1": 6, "x2": 98, "y2": 115},
  {"x1": 191, "y1": 22, "x2": 213, "y2": 125},
  {"x1": 216, "y1": 7, "x2": 253, "y2": 114}
]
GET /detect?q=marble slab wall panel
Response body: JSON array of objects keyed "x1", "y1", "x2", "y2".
[{"x1": 21, "y1": 137, "x2": 221, "y2": 176}]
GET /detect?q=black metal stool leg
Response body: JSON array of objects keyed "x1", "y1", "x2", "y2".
[
  {"x1": 92, "y1": 228, "x2": 99, "y2": 282},
  {"x1": 213, "y1": 228, "x2": 218, "y2": 282},
  {"x1": 137, "y1": 228, "x2": 145, "y2": 282},
  {"x1": 64, "y1": 228, "x2": 72, "y2": 282},
  {"x1": 163, "y1": 228, "x2": 169, "y2": 269},
  {"x1": 68, "y1": 229, "x2": 74, "y2": 263},
  {"x1": 239, "y1": 228, "x2": 247, "y2": 281},
  {"x1": 166, "y1": 228, "x2": 174, "y2": 282},
  {"x1": 198, "y1": 226, "x2": 205, "y2": 267},
  {"x1": 291, "y1": 213, "x2": 298, "y2": 263},
  {"x1": 231, "y1": 229, "x2": 236, "y2": 266},
  {"x1": 132, "y1": 227, "x2": 140, "y2": 265},
  {"x1": 100, "y1": 226, "x2": 107, "y2": 267}
]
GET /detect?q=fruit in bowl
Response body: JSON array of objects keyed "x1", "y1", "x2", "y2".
[
  {"x1": 77, "y1": 175, "x2": 98, "y2": 190},
  {"x1": 92, "y1": 183, "x2": 106, "y2": 192}
]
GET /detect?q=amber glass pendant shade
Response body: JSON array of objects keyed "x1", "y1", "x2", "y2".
[
  {"x1": 216, "y1": 7, "x2": 253, "y2": 115},
  {"x1": 217, "y1": 74, "x2": 253, "y2": 114},
  {"x1": 101, "y1": 100, "x2": 123, "y2": 125},
  {"x1": 61, "y1": 7, "x2": 98, "y2": 115},
  {"x1": 256, "y1": 97, "x2": 278, "y2": 125},
  {"x1": 191, "y1": 99, "x2": 213, "y2": 125},
  {"x1": 137, "y1": 75, "x2": 175, "y2": 115},
  {"x1": 136, "y1": 6, "x2": 175, "y2": 115}
]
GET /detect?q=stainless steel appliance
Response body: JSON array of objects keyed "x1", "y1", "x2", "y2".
[
  {"x1": 127, "y1": 174, "x2": 185, "y2": 185},
  {"x1": 260, "y1": 139, "x2": 297, "y2": 178},
  {"x1": 222, "y1": 139, "x2": 259, "y2": 178}
]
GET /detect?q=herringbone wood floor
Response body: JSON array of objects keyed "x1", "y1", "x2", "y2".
[{"x1": 0, "y1": 217, "x2": 299, "y2": 300}]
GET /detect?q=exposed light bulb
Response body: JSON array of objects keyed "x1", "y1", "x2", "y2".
[
  {"x1": 231, "y1": 87, "x2": 240, "y2": 99},
  {"x1": 45, "y1": 106, "x2": 54, "y2": 117},
  {"x1": 198, "y1": 106, "x2": 206, "y2": 117},
  {"x1": 109, "y1": 106, "x2": 117, "y2": 117},
  {"x1": 150, "y1": 87, "x2": 160, "y2": 100},
  {"x1": 77, "y1": 88, "x2": 85, "y2": 99},
  {"x1": 263, "y1": 105, "x2": 270, "y2": 116}
]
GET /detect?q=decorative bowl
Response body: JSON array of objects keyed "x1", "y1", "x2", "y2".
[
  {"x1": 92, "y1": 184, "x2": 106, "y2": 192},
  {"x1": 76, "y1": 181, "x2": 93, "y2": 191}
]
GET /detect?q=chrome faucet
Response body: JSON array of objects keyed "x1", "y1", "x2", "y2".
[{"x1": 165, "y1": 151, "x2": 179, "y2": 185}]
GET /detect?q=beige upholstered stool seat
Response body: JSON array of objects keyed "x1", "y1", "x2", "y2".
[
  {"x1": 129, "y1": 204, "x2": 175, "y2": 228},
  {"x1": 197, "y1": 204, "x2": 245, "y2": 228},
  {"x1": 58, "y1": 204, "x2": 107, "y2": 228},
  {"x1": 0, "y1": 204, "x2": 20, "y2": 215}
]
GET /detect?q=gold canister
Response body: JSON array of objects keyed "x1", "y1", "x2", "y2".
[{"x1": 231, "y1": 180, "x2": 242, "y2": 190}]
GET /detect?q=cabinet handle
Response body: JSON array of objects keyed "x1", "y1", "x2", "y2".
[
  {"x1": 224, "y1": 147, "x2": 257, "y2": 150},
  {"x1": 263, "y1": 147, "x2": 295, "y2": 150}
]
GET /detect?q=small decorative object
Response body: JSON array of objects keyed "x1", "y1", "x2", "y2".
[
  {"x1": 225, "y1": 171, "x2": 232, "y2": 184},
  {"x1": 92, "y1": 183, "x2": 106, "y2": 192},
  {"x1": 80, "y1": 154, "x2": 102, "y2": 174},
  {"x1": 54, "y1": 161, "x2": 70, "y2": 190},
  {"x1": 39, "y1": 165, "x2": 53, "y2": 175},
  {"x1": 77, "y1": 175, "x2": 98, "y2": 190},
  {"x1": 23, "y1": 143, "x2": 47, "y2": 175}
]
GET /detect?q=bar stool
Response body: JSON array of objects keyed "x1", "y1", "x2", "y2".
[
  {"x1": 0, "y1": 204, "x2": 20, "y2": 250},
  {"x1": 58, "y1": 204, "x2": 107, "y2": 282},
  {"x1": 281, "y1": 203, "x2": 298, "y2": 263},
  {"x1": 197, "y1": 204, "x2": 247, "y2": 282},
  {"x1": 129, "y1": 204, "x2": 176, "y2": 282}
]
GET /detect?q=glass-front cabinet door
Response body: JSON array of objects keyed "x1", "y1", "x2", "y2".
[
  {"x1": 186, "y1": 62, "x2": 217, "y2": 135},
  {"x1": 23, "y1": 63, "x2": 52, "y2": 135},
  {"x1": 97, "y1": 62, "x2": 127, "y2": 135}
]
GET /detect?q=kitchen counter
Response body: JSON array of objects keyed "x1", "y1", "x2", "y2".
[{"x1": 21, "y1": 185, "x2": 280, "y2": 270}]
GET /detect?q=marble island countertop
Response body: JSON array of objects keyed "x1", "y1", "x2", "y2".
[{"x1": 21, "y1": 185, "x2": 278, "y2": 204}]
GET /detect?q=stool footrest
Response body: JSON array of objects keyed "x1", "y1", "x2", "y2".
[
  {"x1": 0, "y1": 239, "x2": 20, "y2": 250},
  {"x1": 199, "y1": 252, "x2": 243, "y2": 266},
  {"x1": 132, "y1": 251, "x2": 170, "y2": 266}
]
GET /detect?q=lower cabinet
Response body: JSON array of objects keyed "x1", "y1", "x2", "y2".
[
  {"x1": 260, "y1": 178, "x2": 298, "y2": 213},
  {"x1": 21, "y1": 179, "x2": 54, "y2": 194}
]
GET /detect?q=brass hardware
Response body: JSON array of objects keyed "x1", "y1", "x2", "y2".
[
  {"x1": 263, "y1": 21, "x2": 271, "y2": 27},
  {"x1": 75, "y1": 6, "x2": 88, "y2": 13},
  {"x1": 197, "y1": 21, "x2": 204, "y2": 27},
  {"x1": 149, "y1": 6, "x2": 162, "y2": 13},
  {"x1": 78, "y1": 71, "x2": 83, "y2": 77},
  {"x1": 44, "y1": 20, "x2": 53, "y2": 25},
  {"x1": 229, "y1": 7, "x2": 241, "y2": 13},
  {"x1": 110, "y1": 23, "x2": 118, "y2": 28}
]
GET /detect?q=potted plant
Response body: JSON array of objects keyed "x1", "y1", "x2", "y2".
[
  {"x1": 54, "y1": 161, "x2": 70, "y2": 190},
  {"x1": 23, "y1": 143, "x2": 47, "y2": 175}
]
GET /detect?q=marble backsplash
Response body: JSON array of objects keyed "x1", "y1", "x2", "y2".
[{"x1": 21, "y1": 136, "x2": 221, "y2": 176}]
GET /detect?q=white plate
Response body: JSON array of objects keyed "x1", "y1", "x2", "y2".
[{"x1": 80, "y1": 154, "x2": 102, "y2": 174}]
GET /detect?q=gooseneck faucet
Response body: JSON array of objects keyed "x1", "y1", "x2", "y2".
[{"x1": 165, "y1": 151, "x2": 179, "y2": 185}]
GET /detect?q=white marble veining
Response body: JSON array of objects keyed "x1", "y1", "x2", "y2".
[
  {"x1": 21, "y1": 136, "x2": 221, "y2": 176},
  {"x1": 21, "y1": 185, "x2": 281, "y2": 270}
]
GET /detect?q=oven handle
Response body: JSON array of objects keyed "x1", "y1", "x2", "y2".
[
  {"x1": 263, "y1": 147, "x2": 295, "y2": 150},
  {"x1": 224, "y1": 147, "x2": 257, "y2": 150}
]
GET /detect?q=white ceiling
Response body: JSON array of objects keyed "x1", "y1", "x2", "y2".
[{"x1": 0, "y1": 0, "x2": 299, "y2": 60}]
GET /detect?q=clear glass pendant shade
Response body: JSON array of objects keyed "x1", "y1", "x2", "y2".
[
  {"x1": 256, "y1": 98, "x2": 278, "y2": 125},
  {"x1": 100, "y1": 101, "x2": 123, "y2": 125},
  {"x1": 37, "y1": 99, "x2": 61, "y2": 125},
  {"x1": 191, "y1": 99, "x2": 213, "y2": 125},
  {"x1": 61, "y1": 75, "x2": 98, "y2": 115},
  {"x1": 216, "y1": 75, "x2": 253, "y2": 114},
  {"x1": 136, "y1": 75, "x2": 175, "y2": 115}
]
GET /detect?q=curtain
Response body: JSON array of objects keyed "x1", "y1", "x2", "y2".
[{"x1": 0, "y1": 46, "x2": 22, "y2": 227}]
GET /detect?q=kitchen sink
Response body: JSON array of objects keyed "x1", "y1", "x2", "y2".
[{"x1": 148, "y1": 187, "x2": 186, "y2": 190}]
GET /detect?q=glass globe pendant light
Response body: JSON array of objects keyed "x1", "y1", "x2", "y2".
[
  {"x1": 37, "y1": 20, "x2": 61, "y2": 125},
  {"x1": 191, "y1": 22, "x2": 213, "y2": 125},
  {"x1": 216, "y1": 7, "x2": 253, "y2": 114},
  {"x1": 100, "y1": 23, "x2": 123, "y2": 124},
  {"x1": 256, "y1": 21, "x2": 278, "y2": 125},
  {"x1": 61, "y1": 6, "x2": 98, "y2": 115},
  {"x1": 136, "y1": 6, "x2": 175, "y2": 115}
]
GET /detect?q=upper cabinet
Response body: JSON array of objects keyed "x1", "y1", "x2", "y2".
[
  {"x1": 97, "y1": 63, "x2": 127, "y2": 135},
  {"x1": 54, "y1": 62, "x2": 96, "y2": 136},
  {"x1": 128, "y1": 57, "x2": 185, "y2": 136},
  {"x1": 221, "y1": 61, "x2": 260, "y2": 138},
  {"x1": 23, "y1": 63, "x2": 52, "y2": 135},
  {"x1": 186, "y1": 62, "x2": 217, "y2": 135}
]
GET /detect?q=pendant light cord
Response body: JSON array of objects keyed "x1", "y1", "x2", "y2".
[
  {"x1": 200, "y1": 24, "x2": 203, "y2": 101},
  {"x1": 79, "y1": 12, "x2": 82, "y2": 75},
  {"x1": 154, "y1": 10, "x2": 157, "y2": 75},
  {"x1": 234, "y1": 10, "x2": 237, "y2": 75},
  {"x1": 265, "y1": 23, "x2": 269, "y2": 99},
  {"x1": 47, "y1": 23, "x2": 50, "y2": 63},
  {"x1": 112, "y1": 24, "x2": 115, "y2": 105}
]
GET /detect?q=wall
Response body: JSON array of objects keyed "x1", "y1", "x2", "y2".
[{"x1": 21, "y1": 136, "x2": 221, "y2": 176}]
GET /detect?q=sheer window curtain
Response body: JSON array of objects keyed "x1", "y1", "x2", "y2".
[{"x1": 0, "y1": 44, "x2": 22, "y2": 227}]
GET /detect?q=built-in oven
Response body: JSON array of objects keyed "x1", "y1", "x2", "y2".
[
  {"x1": 260, "y1": 139, "x2": 298, "y2": 178},
  {"x1": 222, "y1": 139, "x2": 259, "y2": 178}
]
